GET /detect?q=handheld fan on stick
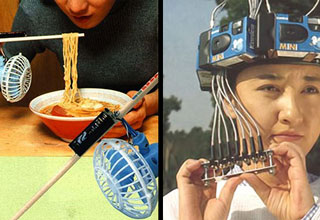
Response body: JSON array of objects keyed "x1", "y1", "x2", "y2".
[
  {"x1": 93, "y1": 118, "x2": 158, "y2": 218},
  {"x1": 0, "y1": 53, "x2": 32, "y2": 102},
  {"x1": 0, "y1": 32, "x2": 31, "y2": 102},
  {"x1": 0, "y1": 32, "x2": 84, "y2": 102},
  {"x1": 11, "y1": 72, "x2": 159, "y2": 220}
]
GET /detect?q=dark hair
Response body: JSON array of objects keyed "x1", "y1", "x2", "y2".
[{"x1": 226, "y1": 69, "x2": 240, "y2": 91}]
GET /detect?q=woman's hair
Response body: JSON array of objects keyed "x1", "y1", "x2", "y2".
[{"x1": 226, "y1": 69, "x2": 240, "y2": 91}]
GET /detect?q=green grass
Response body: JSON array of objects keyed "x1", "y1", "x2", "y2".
[{"x1": 0, "y1": 157, "x2": 158, "y2": 220}]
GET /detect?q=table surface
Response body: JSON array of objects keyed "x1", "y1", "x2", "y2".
[{"x1": 0, "y1": 106, "x2": 158, "y2": 156}]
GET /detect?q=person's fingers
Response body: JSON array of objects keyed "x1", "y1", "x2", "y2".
[
  {"x1": 177, "y1": 159, "x2": 210, "y2": 186},
  {"x1": 112, "y1": 119, "x2": 142, "y2": 130},
  {"x1": 270, "y1": 142, "x2": 306, "y2": 170},
  {"x1": 177, "y1": 159, "x2": 203, "y2": 179},
  {"x1": 127, "y1": 90, "x2": 136, "y2": 98},
  {"x1": 122, "y1": 109, "x2": 146, "y2": 126},
  {"x1": 127, "y1": 90, "x2": 144, "y2": 109},
  {"x1": 113, "y1": 109, "x2": 145, "y2": 129},
  {"x1": 270, "y1": 142, "x2": 311, "y2": 201},
  {"x1": 272, "y1": 142, "x2": 305, "y2": 159},
  {"x1": 109, "y1": 126, "x2": 127, "y2": 134},
  {"x1": 218, "y1": 177, "x2": 243, "y2": 207},
  {"x1": 240, "y1": 173, "x2": 271, "y2": 204},
  {"x1": 113, "y1": 121, "x2": 143, "y2": 134}
]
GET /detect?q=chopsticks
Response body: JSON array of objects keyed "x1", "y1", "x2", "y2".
[{"x1": 0, "y1": 33, "x2": 85, "y2": 43}]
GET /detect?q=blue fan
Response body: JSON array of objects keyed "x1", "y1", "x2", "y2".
[
  {"x1": 93, "y1": 119, "x2": 158, "y2": 219},
  {"x1": 0, "y1": 53, "x2": 32, "y2": 102}
]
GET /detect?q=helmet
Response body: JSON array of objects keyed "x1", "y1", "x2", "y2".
[{"x1": 197, "y1": 0, "x2": 320, "y2": 91}]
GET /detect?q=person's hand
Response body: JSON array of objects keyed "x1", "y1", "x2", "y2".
[
  {"x1": 241, "y1": 142, "x2": 315, "y2": 220},
  {"x1": 111, "y1": 90, "x2": 147, "y2": 136},
  {"x1": 177, "y1": 159, "x2": 242, "y2": 220},
  {"x1": 111, "y1": 89, "x2": 158, "y2": 137}
]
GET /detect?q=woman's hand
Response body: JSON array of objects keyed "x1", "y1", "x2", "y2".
[
  {"x1": 177, "y1": 159, "x2": 242, "y2": 220},
  {"x1": 112, "y1": 89, "x2": 158, "y2": 137},
  {"x1": 241, "y1": 142, "x2": 315, "y2": 220}
]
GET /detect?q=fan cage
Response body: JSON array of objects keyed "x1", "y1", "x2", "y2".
[
  {"x1": 93, "y1": 139, "x2": 158, "y2": 219},
  {"x1": 1, "y1": 53, "x2": 32, "y2": 102}
]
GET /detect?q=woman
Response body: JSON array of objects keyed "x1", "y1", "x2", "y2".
[
  {"x1": 2, "y1": 0, "x2": 158, "y2": 136},
  {"x1": 164, "y1": 63, "x2": 320, "y2": 220}
]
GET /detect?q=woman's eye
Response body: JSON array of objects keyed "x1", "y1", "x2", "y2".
[
  {"x1": 258, "y1": 85, "x2": 279, "y2": 92},
  {"x1": 303, "y1": 86, "x2": 319, "y2": 94}
]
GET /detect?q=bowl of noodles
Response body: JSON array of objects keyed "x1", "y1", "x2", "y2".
[{"x1": 29, "y1": 88, "x2": 131, "y2": 142}]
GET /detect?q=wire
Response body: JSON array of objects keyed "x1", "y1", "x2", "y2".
[
  {"x1": 249, "y1": 0, "x2": 258, "y2": 18},
  {"x1": 265, "y1": 0, "x2": 272, "y2": 13},
  {"x1": 248, "y1": 0, "x2": 253, "y2": 18},
  {"x1": 217, "y1": 99, "x2": 222, "y2": 144},
  {"x1": 224, "y1": 72, "x2": 261, "y2": 136},
  {"x1": 211, "y1": 75, "x2": 229, "y2": 143},
  {"x1": 217, "y1": 89, "x2": 231, "y2": 141},
  {"x1": 210, "y1": 103, "x2": 218, "y2": 160},
  {"x1": 211, "y1": 104, "x2": 218, "y2": 147},
  {"x1": 306, "y1": 0, "x2": 320, "y2": 16},
  {"x1": 253, "y1": 0, "x2": 263, "y2": 19},
  {"x1": 120, "y1": 118, "x2": 138, "y2": 138},
  {"x1": 210, "y1": 0, "x2": 227, "y2": 28},
  {"x1": 222, "y1": 72, "x2": 252, "y2": 137},
  {"x1": 216, "y1": 74, "x2": 238, "y2": 141},
  {"x1": 219, "y1": 73, "x2": 246, "y2": 139}
]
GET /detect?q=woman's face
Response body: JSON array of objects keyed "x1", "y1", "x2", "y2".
[
  {"x1": 55, "y1": 0, "x2": 116, "y2": 29},
  {"x1": 235, "y1": 64, "x2": 320, "y2": 155}
]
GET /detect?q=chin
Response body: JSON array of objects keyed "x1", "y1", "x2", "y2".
[
  {"x1": 69, "y1": 18, "x2": 98, "y2": 29},
  {"x1": 73, "y1": 23, "x2": 95, "y2": 29}
]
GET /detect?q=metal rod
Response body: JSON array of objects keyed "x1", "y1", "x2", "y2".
[
  {"x1": 0, "y1": 33, "x2": 85, "y2": 43},
  {"x1": 203, "y1": 164, "x2": 276, "y2": 182}
]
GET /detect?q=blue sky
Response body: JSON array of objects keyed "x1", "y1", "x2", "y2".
[{"x1": 163, "y1": 0, "x2": 222, "y2": 131}]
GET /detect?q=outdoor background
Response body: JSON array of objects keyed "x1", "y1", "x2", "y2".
[{"x1": 163, "y1": 0, "x2": 320, "y2": 195}]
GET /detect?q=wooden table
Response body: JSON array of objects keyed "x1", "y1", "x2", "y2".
[{"x1": 0, "y1": 106, "x2": 158, "y2": 157}]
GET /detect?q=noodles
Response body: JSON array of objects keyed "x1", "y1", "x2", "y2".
[
  {"x1": 40, "y1": 33, "x2": 120, "y2": 117},
  {"x1": 40, "y1": 99, "x2": 120, "y2": 117},
  {"x1": 61, "y1": 33, "x2": 79, "y2": 105}
]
